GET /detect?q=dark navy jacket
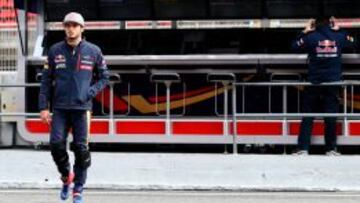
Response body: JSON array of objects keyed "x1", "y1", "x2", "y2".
[
  {"x1": 292, "y1": 26, "x2": 356, "y2": 84},
  {"x1": 39, "y1": 40, "x2": 110, "y2": 111}
]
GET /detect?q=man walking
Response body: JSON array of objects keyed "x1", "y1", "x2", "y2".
[
  {"x1": 292, "y1": 16, "x2": 355, "y2": 155},
  {"x1": 39, "y1": 12, "x2": 109, "y2": 202}
]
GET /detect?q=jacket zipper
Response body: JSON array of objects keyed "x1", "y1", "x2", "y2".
[{"x1": 75, "y1": 46, "x2": 81, "y2": 72}]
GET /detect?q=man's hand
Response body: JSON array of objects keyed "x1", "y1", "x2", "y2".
[
  {"x1": 302, "y1": 19, "x2": 315, "y2": 34},
  {"x1": 330, "y1": 16, "x2": 340, "y2": 31},
  {"x1": 40, "y1": 110, "x2": 51, "y2": 125}
]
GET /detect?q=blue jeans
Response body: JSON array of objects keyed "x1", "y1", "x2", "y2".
[
  {"x1": 50, "y1": 109, "x2": 91, "y2": 186},
  {"x1": 298, "y1": 86, "x2": 339, "y2": 151}
]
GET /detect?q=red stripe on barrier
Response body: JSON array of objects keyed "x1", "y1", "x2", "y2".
[
  {"x1": 116, "y1": 121, "x2": 165, "y2": 135},
  {"x1": 173, "y1": 122, "x2": 223, "y2": 135},
  {"x1": 90, "y1": 121, "x2": 109, "y2": 134},
  {"x1": 173, "y1": 121, "x2": 282, "y2": 136},
  {"x1": 25, "y1": 120, "x2": 347, "y2": 137},
  {"x1": 289, "y1": 122, "x2": 342, "y2": 136},
  {"x1": 26, "y1": 120, "x2": 50, "y2": 134},
  {"x1": 25, "y1": 120, "x2": 109, "y2": 135},
  {"x1": 349, "y1": 123, "x2": 360, "y2": 136},
  {"x1": 235, "y1": 122, "x2": 283, "y2": 136}
]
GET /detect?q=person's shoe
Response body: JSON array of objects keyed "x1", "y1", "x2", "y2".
[
  {"x1": 60, "y1": 172, "x2": 74, "y2": 200},
  {"x1": 326, "y1": 150, "x2": 341, "y2": 156},
  {"x1": 73, "y1": 192, "x2": 83, "y2": 203},
  {"x1": 73, "y1": 184, "x2": 84, "y2": 203},
  {"x1": 292, "y1": 150, "x2": 309, "y2": 156}
]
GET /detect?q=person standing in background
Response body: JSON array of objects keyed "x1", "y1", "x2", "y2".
[{"x1": 292, "y1": 16, "x2": 356, "y2": 156}]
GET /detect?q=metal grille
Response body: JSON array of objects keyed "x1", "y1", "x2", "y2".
[{"x1": 0, "y1": 0, "x2": 17, "y2": 72}]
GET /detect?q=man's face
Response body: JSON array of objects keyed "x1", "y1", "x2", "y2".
[{"x1": 64, "y1": 22, "x2": 83, "y2": 39}]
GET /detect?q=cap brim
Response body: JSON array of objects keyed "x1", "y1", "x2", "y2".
[{"x1": 63, "y1": 21, "x2": 83, "y2": 26}]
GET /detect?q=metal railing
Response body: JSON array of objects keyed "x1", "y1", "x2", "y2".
[
  {"x1": 230, "y1": 81, "x2": 360, "y2": 154},
  {"x1": 27, "y1": 54, "x2": 360, "y2": 66},
  {"x1": 45, "y1": 18, "x2": 360, "y2": 30},
  {"x1": 0, "y1": 82, "x2": 121, "y2": 141},
  {"x1": 2, "y1": 81, "x2": 360, "y2": 151}
]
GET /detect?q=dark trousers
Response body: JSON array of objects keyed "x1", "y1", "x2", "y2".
[
  {"x1": 298, "y1": 86, "x2": 339, "y2": 151},
  {"x1": 50, "y1": 109, "x2": 91, "y2": 186}
]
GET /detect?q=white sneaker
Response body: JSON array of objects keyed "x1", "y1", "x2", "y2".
[
  {"x1": 292, "y1": 150, "x2": 309, "y2": 156},
  {"x1": 326, "y1": 150, "x2": 341, "y2": 156}
]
